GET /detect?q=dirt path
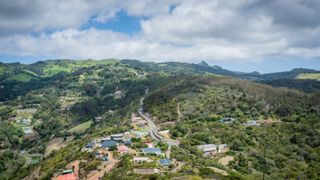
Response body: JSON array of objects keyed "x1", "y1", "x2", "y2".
[
  {"x1": 218, "y1": 156, "x2": 234, "y2": 166},
  {"x1": 86, "y1": 152, "x2": 118, "y2": 180},
  {"x1": 208, "y1": 166, "x2": 228, "y2": 176}
]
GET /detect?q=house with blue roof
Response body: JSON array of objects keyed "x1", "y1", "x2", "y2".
[
  {"x1": 85, "y1": 141, "x2": 95, "y2": 149},
  {"x1": 141, "y1": 148, "x2": 162, "y2": 155},
  {"x1": 101, "y1": 140, "x2": 117, "y2": 148},
  {"x1": 159, "y1": 158, "x2": 171, "y2": 166},
  {"x1": 111, "y1": 133, "x2": 124, "y2": 141},
  {"x1": 124, "y1": 139, "x2": 132, "y2": 146}
]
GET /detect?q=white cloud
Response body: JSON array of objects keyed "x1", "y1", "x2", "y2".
[{"x1": 0, "y1": 0, "x2": 319, "y2": 62}]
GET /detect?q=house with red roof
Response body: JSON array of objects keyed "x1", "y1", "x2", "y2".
[{"x1": 117, "y1": 144, "x2": 128, "y2": 154}]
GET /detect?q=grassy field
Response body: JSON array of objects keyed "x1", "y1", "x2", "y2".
[
  {"x1": 45, "y1": 136, "x2": 74, "y2": 156},
  {"x1": 24, "y1": 154, "x2": 43, "y2": 166},
  {"x1": 7, "y1": 72, "x2": 37, "y2": 82},
  {"x1": 67, "y1": 120, "x2": 93, "y2": 134},
  {"x1": 296, "y1": 73, "x2": 320, "y2": 81}
]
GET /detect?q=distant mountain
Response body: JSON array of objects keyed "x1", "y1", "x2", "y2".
[
  {"x1": 262, "y1": 68, "x2": 320, "y2": 80},
  {"x1": 0, "y1": 59, "x2": 319, "y2": 92}
]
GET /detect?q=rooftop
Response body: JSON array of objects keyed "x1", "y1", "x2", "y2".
[
  {"x1": 101, "y1": 140, "x2": 117, "y2": 148},
  {"x1": 142, "y1": 148, "x2": 161, "y2": 154},
  {"x1": 134, "y1": 168, "x2": 159, "y2": 174},
  {"x1": 85, "y1": 141, "x2": 95, "y2": 148},
  {"x1": 159, "y1": 158, "x2": 171, "y2": 166},
  {"x1": 57, "y1": 173, "x2": 77, "y2": 180},
  {"x1": 22, "y1": 127, "x2": 33, "y2": 134}
]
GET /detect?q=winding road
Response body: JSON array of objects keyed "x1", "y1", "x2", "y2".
[{"x1": 138, "y1": 88, "x2": 179, "y2": 158}]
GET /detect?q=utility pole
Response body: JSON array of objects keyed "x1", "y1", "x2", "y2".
[{"x1": 263, "y1": 145, "x2": 266, "y2": 180}]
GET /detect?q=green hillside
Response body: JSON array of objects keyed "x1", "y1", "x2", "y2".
[
  {"x1": 144, "y1": 75, "x2": 320, "y2": 179},
  {"x1": 0, "y1": 60, "x2": 319, "y2": 179},
  {"x1": 296, "y1": 73, "x2": 320, "y2": 81}
]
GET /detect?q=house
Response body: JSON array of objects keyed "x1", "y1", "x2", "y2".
[
  {"x1": 131, "y1": 113, "x2": 148, "y2": 128},
  {"x1": 19, "y1": 118, "x2": 32, "y2": 126},
  {"x1": 145, "y1": 142, "x2": 155, "y2": 148},
  {"x1": 123, "y1": 139, "x2": 132, "y2": 146},
  {"x1": 101, "y1": 136, "x2": 112, "y2": 141},
  {"x1": 56, "y1": 169, "x2": 78, "y2": 180},
  {"x1": 243, "y1": 120, "x2": 260, "y2": 126},
  {"x1": 124, "y1": 131, "x2": 131, "y2": 137},
  {"x1": 158, "y1": 130, "x2": 170, "y2": 138},
  {"x1": 197, "y1": 144, "x2": 229, "y2": 155},
  {"x1": 85, "y1": 141, "x2": 95, "y2": 149},
  {"x1": 159, "y1": 158, "x2": 171, "y2": 166},
  {"x1": 101, "y1": 140, "x2": 117, "y2": 149},
  {"x1": 94, "y1": 116, "x2": 103, "y2": 122},
  {"x1": 117, "y1": 144, "x2": 128, "y2": 154},
  {"x1": 197, "y1": 144, "x2": 217, "y2": 155},
  {"x1": 134, "y1": 168, "x2": 159, "y2": 175},
  {"x1": 142, "y1": 148, "x2": 162, "y2": 155},
  {"x1": 57, "y1": 173, "x2": 77, "y2": 180},
  {"x1": 133, "y1": 130, "x2": 149, "y2": 138},
  {"x1": 111, "y1": 133, "x2": 124, "y2": 141},
  {"x1": 22, "y1": 127, "x2": 34, "y2": 135},
  {"x1": 133, "y1": 157, "x2": 151, "y2": 163},
  {"x1": 218, "y1": 117, "x2": 235, "y2": 124}
]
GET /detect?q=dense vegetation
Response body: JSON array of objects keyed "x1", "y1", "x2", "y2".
[
  {"x1": 0, "y1": 59, "x2": 319, "y2": 179},
  {"x1": 144, "y1": 75, "x2": 320, "y2": 179}
]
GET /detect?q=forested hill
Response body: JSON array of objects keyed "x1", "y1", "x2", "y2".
[
  {"x1": 144, "y1": 75, "x2": 320, "y2": 178},
  {"x1": 0, "y1": 59, "x2": 319, "y2": 102}
]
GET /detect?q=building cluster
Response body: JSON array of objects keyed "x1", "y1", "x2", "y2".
[
  {"x1": 197, "y1": 144, "x2": 229, "y2": 156},
  {"x1": 84, "y1": 132, "x2": 132, "y2": 154}
]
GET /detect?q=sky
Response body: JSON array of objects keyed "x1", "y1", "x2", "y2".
[{"x1": 0, "y1": 0, "x2": 319, "y2": 73}]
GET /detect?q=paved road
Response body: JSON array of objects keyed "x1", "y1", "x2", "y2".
[
  {"x1": 138, "y1": 89, "x2": 179, "y2": 158},
  {"x1": 138, "y1": 97, "x2": 162, "y2": 141}
]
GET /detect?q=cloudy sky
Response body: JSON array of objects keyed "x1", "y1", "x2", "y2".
[{"x1": 0, "y1": 0, "x2": 319, "y2": 72}]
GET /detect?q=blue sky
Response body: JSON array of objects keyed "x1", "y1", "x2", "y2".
[
  {"x1": 82, "y1": 11, "x2": 143, "y2": 35},
  {"x1": 0, "y1": 0, "x2": 319, "y2": 73}
]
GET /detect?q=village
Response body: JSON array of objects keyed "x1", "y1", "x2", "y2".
[
  {"x1": 4, "y1": 102, "x2": 279, "y2": 180},
  {"x1": 2, "y1": 91, "x2": 280, "y2": 180},
  {"x1": 53, "y1": 111, "x2": 237, "y2": 180},
  {"x1": 52, "y1": 95, "x2": 246, "y2": 180}
]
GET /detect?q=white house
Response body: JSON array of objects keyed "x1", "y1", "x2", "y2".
[
  {"x1": 133, "y1": 157, "x2": 151, "y2": 163},
  {"x1": 197, "y1": 144, "x2": 217, "y2": 155},
  {"x1": 243, "y1": 120, "x2": 260, "y2": 126},
  {"x1": 198, "y1": 144, "x2": 229, "y2": 155}
]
